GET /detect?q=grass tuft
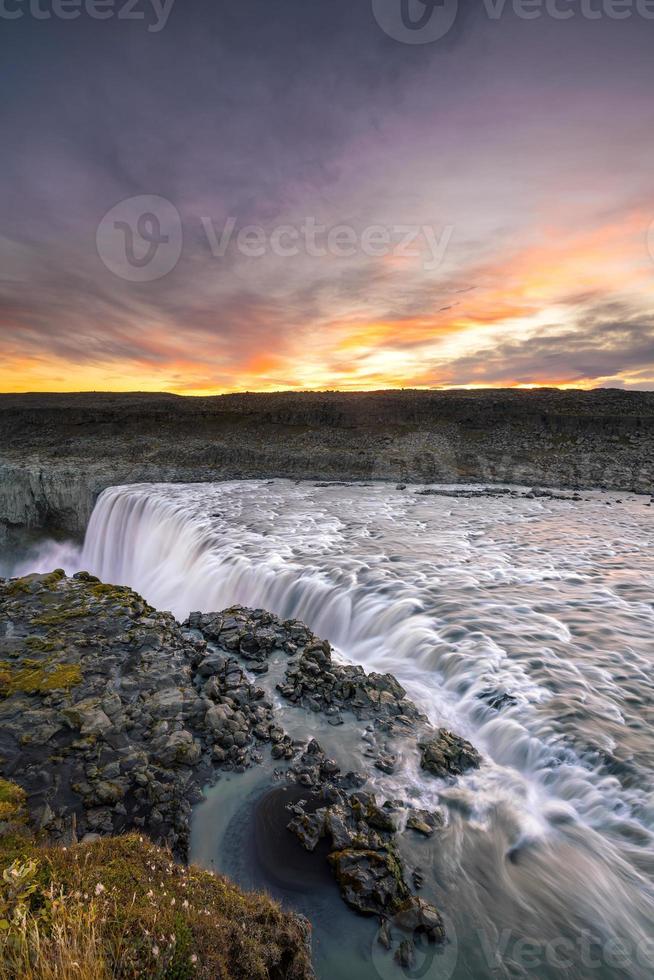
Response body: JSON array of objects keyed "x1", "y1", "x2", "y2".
[{"x1": 0, "y1": 832, "x2": 312, "y2": 979}]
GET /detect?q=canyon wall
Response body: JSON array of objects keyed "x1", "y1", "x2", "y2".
[{"x1": 0, "y1": 388, "x2": 652, "y2": 535}]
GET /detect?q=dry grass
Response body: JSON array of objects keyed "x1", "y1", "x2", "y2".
[
  {"x1": 0, "y1": 829, "x2": 313, "y2": 980},
  {"x1": 0, "y1": 897, "x2": 110, "y2": 980}
]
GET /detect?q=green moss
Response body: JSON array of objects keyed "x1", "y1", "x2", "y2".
[
  {"x1": 3, "y1": 579, "x2": 31, "y2": 597},
  {"x1": 0, "y1": 659, "x2": 82, "y2": 697},
  {"x1": 39, "y1": 569, "x2": 67, "y2": 589},
  {"x1": 0, "y1": 780, "x2": 27, "y2": 824},
  {"x1": 25, "y1": 636, "x2": 62, "y2": 653},
  {"x1": 88, "y1": 583, "x2": 129, "y2": 599},
  {"x1": 2, "y1": 570, "x2": 66, "y2": 598},
  {"x1": 31, "y1": 605, "x2": 89, "y2": 627}
]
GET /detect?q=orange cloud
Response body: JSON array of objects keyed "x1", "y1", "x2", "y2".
[{"x1": 2, "y1": 208, "x2": 653, "y2": 394}]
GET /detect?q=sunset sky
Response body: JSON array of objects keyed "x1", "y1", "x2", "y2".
[{"x1": 1, "y1": 0, "x2": 654, "y2": 393}]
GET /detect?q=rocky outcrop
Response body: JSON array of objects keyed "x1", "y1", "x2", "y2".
[
  {"x1": 282, "y1": 739, "x2": 445, "y2": 947},
  {"x1": 0, "y1": 573, "x2": 292, "y2": 855},
  {"x1": 186, "y1": 608, "x2": 479, "y2": 958},
  {"x1": 277, "y1": 641, "x2": 426, "y2": 731},
  {"x1": 1, "y1": 571, "x2": 481, "y2": 964},
  {"x1": 1, "y1": 389, "x2": 653, "y2": 534}
]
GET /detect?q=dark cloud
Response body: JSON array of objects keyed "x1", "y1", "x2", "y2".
[
  {"x1": 435, "y1": 306, "x2": 654, "y2": 387},
  {"x1": 1, "y1": 1, "x2": 654, "y2": 389}
]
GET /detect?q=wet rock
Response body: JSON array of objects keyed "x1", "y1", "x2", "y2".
[
  {"x1": 328, "y1": 847, "x2": 409, "y2": 916},
  {"x1": 378, "y1": 918, "x2": 393, "y2": 949},
  {"x1": 360, "y1": 798, "x2": 397, "y2": 833},
  {"x1": 393, "y1": 897, "x2": 446, "y2": 943},
  {"x1": 478, "y1": 688, "x2": 518, "y2": 711},
  {"x1": 0, "y1": 576, "x2": 293, "y2": 856},
  {"x1": 62, "y1": 700, "x2": 113, "y2": 736},
  {"x1": 395, "y1": 939, "x2": 416, "y2": 968},
  {"x1": 287, "y1": 810, "x2": 326, "y2": 852},
  {"x1": 419, "y1": 729, "x2": 481, "y2": 778},
  {"x1": 278, "y1": 645, "x2": 427, "y2": 730},
  {"x1": 406, "y1": 808, "x2": 444, "y2": 837},
  {"x1": 154, "y1": 730, "x2": 201, "y2": 767},
  {"x1": 196, "y1": 652, "x2": 228, "y2": 677},
  {"x1": 374, "y1": 753, "x2": 397, "y2": 774}
]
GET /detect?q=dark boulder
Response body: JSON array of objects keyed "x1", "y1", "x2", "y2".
[
  {"x1": 419, "y1": 729, "x2": 481, "y2": 778},
  {"x1": 328, "y1": 847, "x2": 409, "y2": 915}
]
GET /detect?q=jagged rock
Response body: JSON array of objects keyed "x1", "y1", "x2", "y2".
[
  {"x1": 393, "y1": 897, "x2": 446, "y2": 943},
  {"x1": 478, "y1": 688, "x2": 518, "y2": 711},
  {"x1": 62, "y1": 700, "x2": 113, "y2": 736},
  {"x1": 287, "y1": 810, "x2": 326, "y2": 852},
  {"x1": 374, "y1": 753, "x2": 397, "y2": 774},
  {"x1": 0, "y1": 576, "x2": 289, "y2": 856},
  {"x1": 412, "y1": 867, "x2": 424, "y2": 889},
  {"x1": 154, "y1": 730, "x2": 201, "y2": 767},
  {"x1": 286, "y1": 750, "x2": 394, "y2": 854},
  {"x1": 378, "y1": 918, "x2": 393, "y2": 949},
  {"x1": 2, "y1": 577, "x2": 460, "y2": 934},
  {"x1": 328, "y1": 847, "x2": 409, "y2": 915},
  {"x1": 419, "y1": 729, "x2": 481, "y2": 778},
  {"x1": 196, "y1": 652, "x2": 228, "y2": 676},
  {"x1": 395, "y1": 939, "x2": 416, "y2": 968},
  {"x1": 357, "y1": 796, "x2": 397, "y2": 833},
  {"x1": 406, "y1": 809, "x2": 444, "y2": 837}
]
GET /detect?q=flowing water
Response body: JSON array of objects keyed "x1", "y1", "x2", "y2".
[{"x1": 6, "y1": 480, "x2": 654, "y2": 978}]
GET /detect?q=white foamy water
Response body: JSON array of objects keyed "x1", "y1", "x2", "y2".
[{"x1": 9, "y1": 479, "x2": 654, "y2": 976}]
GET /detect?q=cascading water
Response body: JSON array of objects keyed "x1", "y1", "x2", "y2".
[{"x1": 11, "y1": 479, "x2": 654, "y2": 977}]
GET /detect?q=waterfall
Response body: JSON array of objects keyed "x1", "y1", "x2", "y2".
[
  {"x1": 78, "y1": 481, "x2": 654, "y2": 824},
  {"x1": 10, "y1": 477, "x2": 654, "y2": 970}
]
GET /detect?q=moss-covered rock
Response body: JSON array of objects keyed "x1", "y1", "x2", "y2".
[
  {"x1": 0, "y1": 573, "x2": 297, "y2": 857},
  {"x1": 0, "y1": 658, "x2": 82, "y2": 696}
]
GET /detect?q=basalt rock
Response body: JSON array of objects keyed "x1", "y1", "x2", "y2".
[
  {"x1": 395, "y1": 939, "x2": 416, "y2": 968},
  {"x1": 189, "y1": 605, "x2": 429, "y2": 736},
  {"x1": 393, "y1": 897, "x2": 446, "y2": 943},
  {"x1": 190, "y1": 605, "x2": 483, "y2": 795},
  {"x1": 285, "y1": 740, "x2": 444, "y2": 937},
  {"x1": 478, "y1": 688, "x2": 518, "y2": 711},
  {"x1": 0, "y1": 573, "x2": 288, "y2": 856},
  {"x1": 281, "y1": 649, "x2": 426, "y2": 731},
  {"x1": 419, "y1": 729, "x2": 482, "y2": 778},
  {"x1": 2, "y1": 574, "x2": 473, "y2": 944},
  {"x1": 406, "y1": 808, "x2": 444, "y2": 837},
  {"x1": 328, "y1": 847, "x2": 409, "y2": 916}
]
